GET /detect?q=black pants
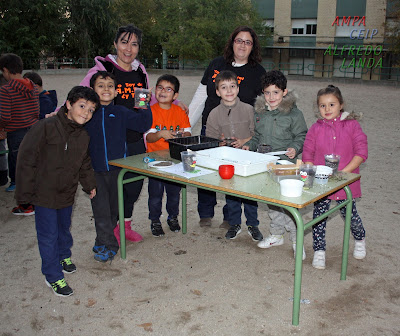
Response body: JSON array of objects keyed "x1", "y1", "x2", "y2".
[
  {"x1": 123, "y1": 139, "x2": 146, "y2": 218},
  {"x1": 91, "y1": 170, "x2": 120, "y2": 252}
]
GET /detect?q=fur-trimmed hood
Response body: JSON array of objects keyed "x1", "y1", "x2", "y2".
[
  {"x1": 316, "y1": 110, "x2": 362, "y2": 121},
  {"x1": 254, "y1": 90, "x2": 298, "y2": 114}
]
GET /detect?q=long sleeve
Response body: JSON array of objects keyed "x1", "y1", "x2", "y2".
[{"x1": 188, "y1": 83, "x2": 207, "y2": 129}]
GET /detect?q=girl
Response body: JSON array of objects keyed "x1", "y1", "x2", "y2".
[{"x1": 302, "y1": 85, "x2": 368, "y2": 270}]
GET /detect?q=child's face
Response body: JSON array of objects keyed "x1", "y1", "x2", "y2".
[
  {"x1": 66, "y1": 98, "x2": 96, "y2": 125},
  {"x1": 155, "y1": 80, "x2": 178, "y2": 105},
  {"x1": 93, "y1": 76, "x2": 117, "y2": 105},
  {"x1": 216, "y1": 79, "x2": 239, "y2": 105},
  {"x1": 263, "y1": 84, "x2": 288, "y2": 110},
  {"x1": 318, "y1": 94, "x2": 343, "y2": 120}
]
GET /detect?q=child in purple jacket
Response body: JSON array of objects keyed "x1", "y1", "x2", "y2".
[{"x1": 302, "y1": 85, "x2": 368, "y2": 270}]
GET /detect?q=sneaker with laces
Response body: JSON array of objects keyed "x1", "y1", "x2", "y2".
[
  {"x1": 12, "y1": 204, "x2": 35, "y2": 216},
  {"x1": 6, "y1": 182, "x2": 16, "y2": 192},
  {"x1": 312, "y1": 250, "x2": 326, "y2": 269},
  {"x1": 225, "y1": 225, "x2": 242, "y2": 239},
  {"x1": 247, "y1": 226, "x2": 263, "y2": 241},
  {"x1": 353, "y1": 239, "x2": 366, "y2": 259},
  {"x1": 257, "y1": 235, "x2": 284, "y2": 248},
  {"x1": 151, "y1": 220, "x2": 165, "y2": 237},
  {"x1": 94, "y1": 248, "x2": 117, "y2": 262},
  {"x1": 292, "y1": 243, "x2": 306, "y2": 260},
  {"x1": 92, "y1": 245, "x2": 106, "y2": 253},
  {"x1": 167, "y1": 217, "x2": 181, "y2": 232},
  {"x1": 45, "y1": 278, "x2": 73, "y2": 297},
  {"x1": 60, "y1": 257, "x2": 76, "y2": 273}
]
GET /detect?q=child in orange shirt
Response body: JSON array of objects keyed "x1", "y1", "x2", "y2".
[{"x1": 145, "y1": 75, "x2": 191, "y2": 236}]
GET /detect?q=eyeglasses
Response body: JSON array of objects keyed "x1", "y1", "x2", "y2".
[
  {"x1": 156, "y1": 85, "x2": 175, "y2": 93},
  {"x1": 234, "y1": 38, "x2": 253, "y2": 46}
]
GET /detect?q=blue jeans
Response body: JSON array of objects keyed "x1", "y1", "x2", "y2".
[
  {"x1": 148, "y1": 178, "x2": 181, "y2": 221},
  {"x1": 226, "y1": 195, "x2": 259, "y2": 227},
  {"x1": 35, "y1": 205, "x2": 73, "y2": 283},
  {"x1": 7, "y1": 127, "x2": 30, "y2": 184}
]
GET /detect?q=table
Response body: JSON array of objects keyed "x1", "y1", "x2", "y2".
[{"x1": 109, "y1": 150, "x2": 360, "y2": 326}]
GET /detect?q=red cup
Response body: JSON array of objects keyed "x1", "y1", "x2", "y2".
[{"x1": 219, "y1": 165, "x2": 235, "y2": 179}]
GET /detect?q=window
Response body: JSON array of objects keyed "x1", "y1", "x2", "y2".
[
  {"x1": 292, "y1": 28, "x2": 304, "y2": 35},
  {"x1": 306, "y1": 24, "x2": 317, "y2": 35}
]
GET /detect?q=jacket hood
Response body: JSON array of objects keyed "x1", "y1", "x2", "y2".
[
  {"x1": 254, "y1": 90, "x2": 297, "y2": 114},
  {"x1": 104, "y1": 54, "x2": 145, "y2": 72},
  {"x1": 8, "y1": 78, "x2": 37, "y2": 99},
  {"x1": 316, "y1": 110, "x2": 362, "y2": 121}
]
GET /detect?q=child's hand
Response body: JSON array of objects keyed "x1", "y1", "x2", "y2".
[
  {"x1": 242, "y1": 145, "x2": 250, "y2": 151},
  {"x1": 286, "y1": 147, "x2": 296, "y2": 159},
  {"x1": 89, "y1": 189, "x2": 96, "y2": 199},
  {"x1": 159, "y1": 130, "x2": 175, "y2": 140},
  {"x1": 177, "y1": 101, "x2": 189, "y2": 115}
]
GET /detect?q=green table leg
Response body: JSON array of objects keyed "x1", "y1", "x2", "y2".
[
  {"x1": 117, "y1": 169, "x2": 127, "y2": 259},
  {"x1": 181, "y1": 185, "x2": 187, "y2": 234},
  {"x1": 341, "y1": 186, "x2": 353, "y2": 280},
  {"x1": 117, "y1": 169, "x2": 146, "y2": 260},
  {"x1": 286, "y1": 208, "x2": 305, "y2": 326}
]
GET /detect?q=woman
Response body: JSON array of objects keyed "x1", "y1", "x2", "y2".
[{"x1": 188, "y1": 26, "x2": 267, "y2": 228}]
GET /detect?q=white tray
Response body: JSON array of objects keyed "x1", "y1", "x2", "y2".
[{"x1": 195, "y1": 147, "x2": 279, "y2": 176}]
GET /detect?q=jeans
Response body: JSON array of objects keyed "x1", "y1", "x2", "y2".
[
  {"x1": 91, "y1": 170, "x2": 120, "y2": 252},
  {"x1": 7, "y1": 127, "x2": 30, "y2": 184},
  {"x1": 123, "y1": 139, "x2": 146, "y2": 218},
  {"x1": 148, "y1": 178, "x2": 181, "y2": 221},
  {"x1": 35, "y1": 205, "x2": 73, "y2": 283},
  {"x1": 226, "y1": 195, "x2": 259, "y2": 227}
]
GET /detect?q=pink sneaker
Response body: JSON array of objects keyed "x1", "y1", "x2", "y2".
[{"x1": 124, "y1": 220, "x2": 143, "y2": 242}]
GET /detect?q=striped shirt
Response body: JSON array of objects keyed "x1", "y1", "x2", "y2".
[{"x1": 0, "y1": 78, "x2": 39, "y2": 131}]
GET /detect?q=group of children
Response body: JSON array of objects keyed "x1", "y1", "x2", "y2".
[{"x1": 1, "y1": 52, "x2": 367, "y2": 297}]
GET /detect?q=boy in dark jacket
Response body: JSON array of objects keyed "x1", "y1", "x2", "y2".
[
  {"x1": 85, "y1": 71, "x2": 152, "y2": 262},
  {"x1": 23, "y1": 72, "x2": 58, "y2": 119},
  {"x1": 0, "y1": 53, "x2": 39, "y2": 198},
  {"x1": 16, "y1": 86, "x2": 99, "y2": 297}
]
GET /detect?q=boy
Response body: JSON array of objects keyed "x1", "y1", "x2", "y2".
[
  {"x1": 23, "y1": 72, "x2": 58, "y2": 119},
  {"x1": 0, "y1": 53, "x2": 39, "y2": 199},
  {"x1": 206, "y1": 70, "x2": 263, "y2": 242},
  {"x1": 15, "y1": 86, "x2": 99, "y2": 297},
  {"x1": 85, "y1": 71, "x2": 152, "y2": 261},
  {"x1": 145, "y1": 74, "x2": 191, "y2": 237},
  {"x1": 243, "y1": 70, "x2": 308, "y2": 258}
]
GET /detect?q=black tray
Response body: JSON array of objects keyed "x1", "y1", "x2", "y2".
[{"x1": 167, "y1": 135, "x2": 221, "y2": 160}]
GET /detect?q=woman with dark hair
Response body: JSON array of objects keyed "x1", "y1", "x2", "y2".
[
  {"x1": 80, "y1": 24, "x2": 186, "y2": 245},
  {"x1": 188, "y1": 26, "x2": 267, "y2": 228}
]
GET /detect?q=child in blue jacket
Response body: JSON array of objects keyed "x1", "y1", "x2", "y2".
[{"x1": 85, "y1": 71, "x2": 152, "y2": 262}]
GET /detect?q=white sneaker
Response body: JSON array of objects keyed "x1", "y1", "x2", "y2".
[
  {"x1": 257, "y1": 235, "x2": 284, "y2": 248},
  {"x1": 292, "y1": 243, "x2": 306, "y2": 260},
  {"x1": 353, "y1": 239, "x2": 366, "y2": 259},
  {"x1": 312, "y1": 251, "x2": 326, "y2": 269}
]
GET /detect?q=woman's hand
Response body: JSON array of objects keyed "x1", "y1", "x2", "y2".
[{"x1": 177, "y1": 101, "x2": 189, "y2": 115}]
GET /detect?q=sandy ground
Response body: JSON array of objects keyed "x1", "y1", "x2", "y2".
[{"x1": 1, "y1": 70, "x2": 399, "y2": 336}]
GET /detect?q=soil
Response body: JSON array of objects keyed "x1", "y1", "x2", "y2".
[{"x1": 0, "y1": 71, "x2": 399, "y2": 335}]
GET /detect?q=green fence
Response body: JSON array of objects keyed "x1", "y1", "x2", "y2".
[{"x1": 29, "y1": 57, "x2": 400, "y2": 82}]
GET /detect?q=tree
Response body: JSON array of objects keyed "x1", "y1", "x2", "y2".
[
  {"x1": 63, "y1": 0, "x2": 117, "y2": 67},
  {"x1": 385, "y1": 0, "x2": 400, "y2": 64},
  {"x1": 112, "y1": 0, "x2": 268, "y2": 65},
  {"x1": 0, "y1": 0, "x2": 68, "y2": 68}
]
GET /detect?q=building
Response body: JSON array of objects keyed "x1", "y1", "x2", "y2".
[{"x1": 253, "y1": 0, "x2": 398, "y2": 81}]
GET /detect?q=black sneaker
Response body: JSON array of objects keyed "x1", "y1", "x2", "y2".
[
  {"x1": 45, "y1": 278, "x2": 73, "y2": 297},
  {"x1": 94, "y1": 248, "x2": 117, "y2": 262},
  {"x1": 247, "y1": 226, "x2": 263, "y2": 241},
  {"x1": 225, "y1": 225, "x2": 242, "y2": 239},
  {"x1": 167, "y1": 217, "x2": 181, "y2": 232},
  {"x1": 151, "y1": 220, "x2": 165, "y2": 237},
  {"x1": 60, "y1": 257, "x2": 77, "y2": 273}
]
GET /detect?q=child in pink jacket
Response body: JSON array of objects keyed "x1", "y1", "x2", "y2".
[{"x1": 302, "y1": 85, "x2": 368, "y2": 270}]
